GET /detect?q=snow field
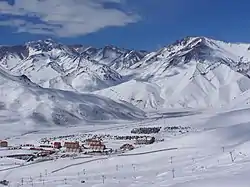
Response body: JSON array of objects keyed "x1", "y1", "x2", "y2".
[{"x1": 1, "y1": 107, "x2": 250, "y2": 186}]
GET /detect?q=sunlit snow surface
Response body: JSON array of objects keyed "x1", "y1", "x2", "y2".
[
  {"x1": 1, "y1": 37, "x2": 250, "y2": 186},
  {"x1": 3, "y1": 37, "x2": 250, "y2": 110},
  {"x1": 1, "y1": 107, "x2": 250, "y2": 186},
  {"x1": 95, "y1": 37, "x2": 250, "y2": 110}
]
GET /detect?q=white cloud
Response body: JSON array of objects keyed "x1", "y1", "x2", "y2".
[{"x1": 0, "y1": 0, "x2": 139, "y2": 37}]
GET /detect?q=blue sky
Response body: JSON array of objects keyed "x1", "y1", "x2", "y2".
[{"x1": 0, "y1": 0, "x2": 250, "y2": 50}]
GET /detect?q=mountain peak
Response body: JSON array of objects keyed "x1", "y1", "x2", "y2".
[
  {"x1": 25, "y1": 38, "x2": 64, "y2": 52},
  {"x1": 2, "y1": 37, "x2": 250, "y2": 111},
  {"x1": 170, "y1": 36, "x2": 212, "y2": 48},
  {"x1": 26, "y1": 38, "x2": 57, "y2": 45}
]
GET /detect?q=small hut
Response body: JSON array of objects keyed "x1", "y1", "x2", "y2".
[{"x1": 0, "y1": 140, "x2": 8, "y2": 147}]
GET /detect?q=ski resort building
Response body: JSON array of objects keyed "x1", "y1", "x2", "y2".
[
  {"x1": 135, "y1": 136, "x2": 155, "y2": 145},
  {"x1": 64, "y1": 142, "x2": 80, "y2": 152},
  {"x1": 53, "y1": 142, "x2": 62, "y2": 149},
  {"x1": 131, "y1": 127, "x2": 161, "y2": 134},
  {"x1": 85, "y1": 139, "x2": 106, "y2": 152},
  {"x1": 39, "y1": 145, "x2": 53, "y2": 149},
  {"x1": 90, "y1": 144, "x2": 106, "y2": 152},
  {"x1": 0, "y1": 140, "x2": 8, "y2": 147}
]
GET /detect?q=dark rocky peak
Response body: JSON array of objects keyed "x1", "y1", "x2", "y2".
[
  {"x1": 172, "y1": 36, "x2": 207, "y2": 45},
  {"x1": 179, "y1": 37, "x2": 218, "y2": 62},
  {"x1": 164, "y1": 36, "x2": 214, "y2": 58},
  {"x1": 25, "y1": 38, "x2": 64, "y2": 52},
  {"x1": 171, "y1": 36, "x2": 196, "y2": 47},
  {"x1": 0, "y1": 45, "x2": 29, "y2": 61},
  {"x1": 103, "y1": 45, "x2": 124, "y2": 51},
  {"x1": 68, "y1": 44, "x2": 84, "y2": 49},
  {"x1": 68, "y1": 44, "x2": 84, "y2": 53},
  {"x1": 101, "y1": 45, "x2": 149, "y2": 59},
  {"x1": 79, "y1": 46, "x2": 99, "y2": 56},
  {"x1": 100, "y1": 45, "x2": 126, "y2": 58}
]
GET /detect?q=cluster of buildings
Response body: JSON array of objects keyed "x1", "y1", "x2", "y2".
[
  {"x1": 135, "y1": 136, "x2": 155, "y2": 145},
  {"x1": 56, "y1": 139, "x2": 108, "y2": 153},
  {"x1": 0, "y1": 139, "x2": 109, "y2": 161},
  {"x1": 85, "y1": 139, "x2": 106, "y2": 151},
  {"x1": 1, "y1": 139, "x2": 109, "y2": 154},
  {"x1": 131, "y1": 127, "x2": 161, "y2": 134},
  {"x1": 0, "y1": 125, "x2": 159, "y2": 160},
  {"x1": 41, "y1": 136, "x2": 155, "y2": 154},
  {"x1": 13, "y1": 139, "x2": 108, "y2": 154}
]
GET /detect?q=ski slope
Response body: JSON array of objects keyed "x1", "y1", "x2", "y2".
[{"x1": 1, "y1": 107, "x2": 250, "y2": 186}]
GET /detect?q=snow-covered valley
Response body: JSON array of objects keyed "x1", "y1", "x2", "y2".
[
  {"x1": 1, "y1": 37, "x2": 250, "y2": 186},
  {"x1": 1, "y1": 107, "x2": 250, "y2": 187}
]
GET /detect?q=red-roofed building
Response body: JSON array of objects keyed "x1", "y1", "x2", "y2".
[
  {"x1": 53, "y1": 142, "x2": 62, "y2": 149},
  {"x1": 85, "y1": 139, "x2": 106, "y2": 152},
  {"x1": 0, "y1": 140, "x2": 8, "y2": 147},
  {"x1": 64, "y1": 142, "x2": 80, "y2": 152}
]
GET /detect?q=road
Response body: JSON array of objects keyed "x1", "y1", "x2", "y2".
[
  {"x1": 51, "y1": 147, "x2": 178, "y2": 173},
  {"x1": 117, "y1": 147, "x2": 178, "y2": 156},
  {"x1": 51, "y1": 157, "x2": 109, "y2": 173}
]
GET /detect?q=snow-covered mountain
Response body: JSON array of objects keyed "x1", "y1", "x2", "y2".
[
  {"x1": 75, "y1": 45, "x2": 147, "y2": 70},
  {"x1": 95, "y1": 37, "x2": 250, "y2": 110},
  {"x1": 0, "y1": 67, "x2": 145, "y2": 129},
  {"x1": 0, "y1": 39, "x2": 125, "y2": 92},
  {"x1": 2, "y1": 37, "x2": 250, "y2": 187},
  {"x1": 2, "y1": 37, "x2": 250, "y2": 110},
  {"x1": 130, "y1": 37, "x2": 250, "y2": 78}
]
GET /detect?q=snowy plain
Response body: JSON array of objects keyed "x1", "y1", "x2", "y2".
[{"x1": 1, "y1": 106, "x2": 250, "y2": 186}]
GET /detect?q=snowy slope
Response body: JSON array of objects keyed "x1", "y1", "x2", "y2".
[
  {"x1": 1, "y1": 37, "x2": 250, "y2": 186},
  {"x1": 10, "y1": 55, "x2": 123, "y2": 92},
  {"x1": 0, "y1": 67, "x2": 145, "y2": 132},
  {"x1": 1, "y1": 107, "x2": 250, "y2": 186},
  {"x1": 2, "y1": 37, "x2": 250, "y2": 110},
  {"x1": 95, "y1": 37, "x2": 250, "y2": 110},
  {"x1": 76, "y1": 45, "x2": 147, "y2": 71},
  {"x1": 0, "y1": 39, "x2": 124, "y2": 92},
  {"x1": 94, "y1": 80, "x2": 165, "y2": 110},
  {"x1": 130, "y1": 37, "x2": 250, "y2": 78},
  {"x1": 95, "y1": 60, "x2": 250, "y2": 110}
]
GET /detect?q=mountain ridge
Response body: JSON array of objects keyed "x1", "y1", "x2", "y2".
[
  {"x1": 0, "y1": 67, "x2": 145, "y2": 130},
  {"x1": 2, "y1": 36, "x2": 250, "y2": 110}
]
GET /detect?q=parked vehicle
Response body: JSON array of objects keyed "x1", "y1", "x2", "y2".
[{"x1": 0, "y1": 180, "x2": 9, "y2": 186}]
